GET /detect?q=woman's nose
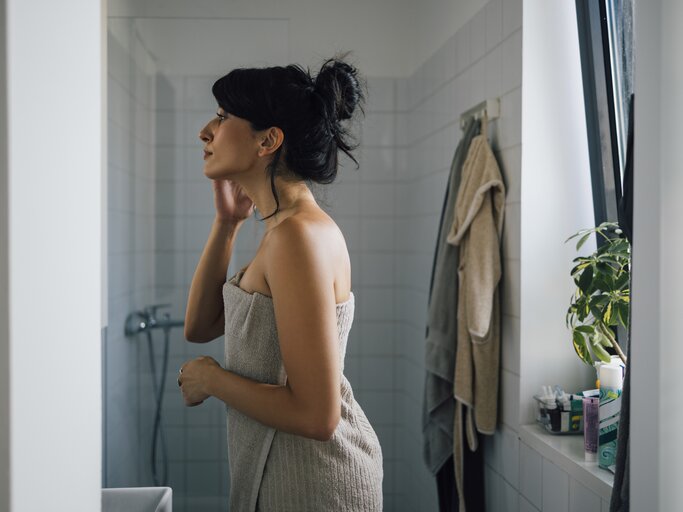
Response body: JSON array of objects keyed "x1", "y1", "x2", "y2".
[{"x1": 198, "y1": 124, "x2": 212, "y2": 143}]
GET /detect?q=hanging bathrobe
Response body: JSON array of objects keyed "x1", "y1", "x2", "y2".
[
  {"x1": 446, "y1": 115, "x2": 506, "y2": 511},
  {"x1": 422, "y1": 116, "x2": 481, "y2": 477}
]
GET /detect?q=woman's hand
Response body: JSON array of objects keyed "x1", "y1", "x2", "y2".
[
  {"x1": 178, "y1": 356, "x2": 222, "y2": 406},
  {"x1": 212, "y1": 179, "x2": 255, "y2": 224}
]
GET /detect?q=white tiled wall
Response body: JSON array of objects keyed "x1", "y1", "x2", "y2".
[
  {"x1": 331, "y1": 75, "x2": 400, "y2": 508},
  {"x1": 392, "y1": 0, "x2": 522, "y2": 508},
  {"x1": 389, "y1": 1, "x2": 611, "y2": 511},
  {"x1": 106, "y1": 1, "x2": 612, "y2": 511},
  {"x1": 106, "y1": 18, "x2": 157, "y2": 488},
  {"x1": 109, "y1": 65, "x2": 403, "y2": 510},
  {"x1": 152, "y1": 73, "x2": 230, "y2": 511}
]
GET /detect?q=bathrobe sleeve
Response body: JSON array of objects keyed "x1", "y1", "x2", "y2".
[{"x1": 463, "y1": 184, "x2": 502, "y2": 343}]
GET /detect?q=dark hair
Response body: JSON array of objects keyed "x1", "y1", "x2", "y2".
[{"x1": 211, "y1": 51, "x2": 367, "y2": 220}]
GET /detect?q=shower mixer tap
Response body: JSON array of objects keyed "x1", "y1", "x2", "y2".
[{"x1": 124, "y1": 303, "x2": 185, "y2": 337}]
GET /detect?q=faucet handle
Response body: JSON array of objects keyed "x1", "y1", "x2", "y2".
[{"x1": 144, "y1": 303, "x2": 172, "y2": 320}]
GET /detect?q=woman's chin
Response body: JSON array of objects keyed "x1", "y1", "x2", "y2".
[
  {"x1": 203, "y1": 165, "x2": 240, "y2": 180},
  {"x1": 203, "y1": 165, "x2": 217, "y2": 178}
]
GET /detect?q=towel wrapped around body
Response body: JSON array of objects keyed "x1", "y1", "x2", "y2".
[{"x1": 222, "y1": 268, "x2": 383, "y2": 512}]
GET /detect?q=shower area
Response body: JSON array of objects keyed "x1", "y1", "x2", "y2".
[
  {"x1": 103, "y1": 12, "x2": 402, "y2": 512},
  {"x1": 103, "y1": 0, "x2": 523, "y2": 511}
]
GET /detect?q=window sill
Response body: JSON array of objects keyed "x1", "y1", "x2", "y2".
[{"x1": 519, "y1": 423, "x2": 615, "y2": 501}]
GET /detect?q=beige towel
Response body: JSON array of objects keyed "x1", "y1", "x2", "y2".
[
  {"x1": 446, "y1": 116, "x2": 505, "y2": 511},
  {"x1": 221, "y1": 268, "x2": 383, "y2": 511}
]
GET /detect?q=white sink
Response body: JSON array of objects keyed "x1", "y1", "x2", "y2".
[{"x1": 102, "y1": 487, "x2": 172, "y2": 512}]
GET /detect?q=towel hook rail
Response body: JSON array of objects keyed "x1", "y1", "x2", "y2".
[{"x1": 459, "y1": 98, "x2": 500, "y2": 129}]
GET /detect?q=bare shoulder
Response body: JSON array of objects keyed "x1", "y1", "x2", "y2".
[{"x1": 264, "y1": 210, "x2": 351, "y2": 304}]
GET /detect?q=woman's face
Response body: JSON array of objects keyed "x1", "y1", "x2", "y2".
[{"x1": 198, "y1": 107, "x2": 260, "y2": 179}]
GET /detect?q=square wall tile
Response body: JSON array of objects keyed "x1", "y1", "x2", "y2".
[
  {"x1": 542, "y1": 458, "x2": 569, "y2": 512},
  {"x1": 184, "y1": 110, "x2": 214, "y2": 147},
  {"x1": 456, "y1": 22, "x2": 471, "y2": 75},
  {"x1": 366, "y1": 76, "x2": 396, "y2": 112},
  {"x1": 569, "y1": 478, "x2": 602, "y2": 512},
  {"x1": 361, "y1": 112, "x2": 396, "y2": 147},
  {"x1": 356, "y1": 390, "x2": 394, "y2": 426},
  {"x1": 361, "y1": 146, "x2": 395, "y2": 182},
  {"x1": 501, "y1": 258, "x2": 521, "y2": 318},
  {"x1": 521, "y1": 495, "x2": 541, "y2": 512},
  {"x1": 360, "y1": 182, "x2": 395, "y2": 215},
  {"x1": 360, "y1": 321, "x2": 395, "y2": 356},
  {"x1": 360, "y1": 356, "x2": 394, "y2": 391},
  {"x1": 468, "y1": 58, "x2": 487, "y2": 108},
  {"x1": 502, "y1": 29, "x2": 523, "y2": 95},
  {"x1": 485, "y1": 465, "x2": 503, "y2": 511},
  {"x1": 498, "y1": 86, "x2": 522, "y2": 149},
  {"x1": 501, "y1": 478, "x2": 521, "y2": 511},
  {"x1": 155, "y1": 74, "x2": 184, "y2": 111},
  {"x1": 501, "y1": 425, "x2": 520, "y2": 488},
  {"x1": 355, "y1": 287, "x2": 394, "y2": 322},
  {"x1": 501, "y1": 369, "x2": 520, "y2": 430},
  {"x1": 502, "y1": 200, "x2": 521, "y2": 261},
  {"x1": 184, "y1": 180, "x2": 214, "y2": 216},
  {"x1": 484, "y1": 430, "x2": 503, "y2": 475},
  {"x1": 184, "y1": 75, "x2": 216, "y2": 111},
  {"x1": 359, "y1": 253, "x2": 395, "y2": 287},
  {"x1": 498, "y1": 144, "x2": 522, "y2": 203},
  {"x1": 486, "y1": 44, "x2": 503, "y2": 99},
  {"x1": 470, "y1": 8, "x2": 487, "y2": 63},
  {"x1": 501, "y1": 313, "x2": 521, "y2": 375},
  {"x1": 319, "y1": 181, "x2": 360, "y2": 217},
  {"x1": 360, "y1": 218, "x2": 394, "y2": 252},
  {"x1": 186, "y1": 426, "x2": 221, "y2": 461},
  {"x1": 503, "y1": 0, "x2": 523, "y2": 39},
  {"x1": 185, "y1": 495, "x2": 225, "y2": 511},
  {"x1": 519, "y1": 441, "x2": 542, "y2": 509},
  {"x1": 485, "y1": 0, "x2": 503, "y2": 52}
]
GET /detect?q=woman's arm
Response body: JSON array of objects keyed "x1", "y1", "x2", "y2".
[
  {"x1": 184, "y1": 216, "x2": 242, "y2": 342},
  {"x1": 205, "y1": 217, "x2": 343, "y2": 440}
]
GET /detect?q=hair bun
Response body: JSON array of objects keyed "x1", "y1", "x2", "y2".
[{"x1": 314, "y1": 55, "x2": 365, "y2": 122}]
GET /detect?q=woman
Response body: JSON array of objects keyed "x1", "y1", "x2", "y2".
[{"x1": 176, "y1": 53, "x2": 384, "y2": 511}]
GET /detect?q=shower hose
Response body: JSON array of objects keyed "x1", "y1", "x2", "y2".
[{"x1": 146, "y1": 325, "x2": 171, "y2": 487}]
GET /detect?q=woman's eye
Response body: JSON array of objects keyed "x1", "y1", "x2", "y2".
[{"x1": 216, "y1": 113, "x2": 226, "y2": 123}]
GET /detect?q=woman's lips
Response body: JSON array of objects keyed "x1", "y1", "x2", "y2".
[{"x1": 203, "y1": 151, "x2": 212, "y2": 159}]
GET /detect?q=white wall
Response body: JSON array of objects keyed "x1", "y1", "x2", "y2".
[
  {"x1": 519, "y1": 0, "x2": 595, "y2": 426},
  {"x1": 0, "y1": 0, "x2": 8, "y2": 506},
  {"x1": 107, "y1": 0, "x2": 489, "y2": 78},
  {"x1": 631, "y1": 0, "x2": 683, "y2": 510},
  {"x1": 0, "y1": 0, "x2": 104, "y2": 510}
]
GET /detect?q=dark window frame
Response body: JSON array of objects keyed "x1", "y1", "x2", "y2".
[
  {"x1": 575, "y1": 0, "x2": 632, "y2": 236},
  {"x1": 575, "y1": 0, "x2": 634, "y2": 352}
]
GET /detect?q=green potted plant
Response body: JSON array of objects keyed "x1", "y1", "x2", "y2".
[{"x1": 565, "y1": 221, "x2": 629, "y2": 366}]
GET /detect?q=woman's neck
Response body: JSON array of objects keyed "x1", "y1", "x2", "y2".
[{"x1": 241, "y1": 173, "x2": 317, "y2": 232}]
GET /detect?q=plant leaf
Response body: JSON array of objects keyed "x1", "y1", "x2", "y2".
[
  {"x1": 591, "y1": 337, "x2": 612, "y2": 363},
  {"x1": 573, "y1": 331, "x2": 593, "y2": 366},
  {"x1": 578, "y1": 266, "x2": 594, "y2": 294},
  {"x1": 576, "y1": 232, "x2": 592, "y2": 251}
]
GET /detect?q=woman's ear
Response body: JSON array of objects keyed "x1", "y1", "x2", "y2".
[{"x1": 258, "y1": 126, "x2": 284, "y2": 156}]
